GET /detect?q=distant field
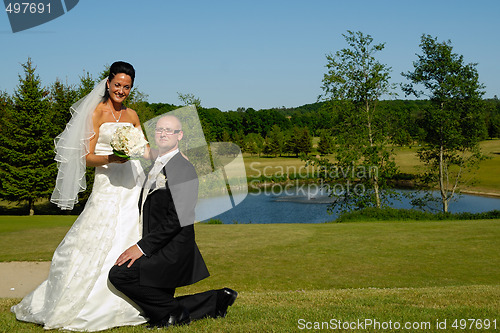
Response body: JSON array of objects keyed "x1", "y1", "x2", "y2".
[{"x1": 244, "y1": 138, "x2": 500, "y2": 195}]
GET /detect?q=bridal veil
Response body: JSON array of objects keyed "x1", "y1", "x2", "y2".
[{"x1": 50, "y1": 79, "x2": 107, "y2": 210}]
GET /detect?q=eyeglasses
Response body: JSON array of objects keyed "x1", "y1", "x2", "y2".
[{"x1": 155, "y1": 128, "x2": 181, "y2": 135}]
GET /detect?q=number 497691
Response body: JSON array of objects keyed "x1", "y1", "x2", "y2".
[
  {"x1": 5, "y1": 2, "x2": 51, "y2": 14},
  {"x1": 452, "y1": 319, "x2": 497, "y2": 330}
]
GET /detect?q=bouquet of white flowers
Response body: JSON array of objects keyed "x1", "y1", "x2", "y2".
[{"x1": 110, "y1": 126, "x2": 148, "y2": 158}]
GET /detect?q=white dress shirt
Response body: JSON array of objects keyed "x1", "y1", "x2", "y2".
[{"x1": 137, "y1": 148, "x2": 179, "y2": 255}]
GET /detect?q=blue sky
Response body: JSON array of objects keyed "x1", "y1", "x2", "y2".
[{"x1": 1, "y1": 0, "x2": 499, "y2": 111}]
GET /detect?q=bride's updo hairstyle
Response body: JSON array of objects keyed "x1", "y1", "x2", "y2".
[{"x1": 103, "y1": 61, "x2": 135, "y2": 101}]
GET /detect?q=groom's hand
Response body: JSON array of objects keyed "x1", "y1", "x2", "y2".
[{"x1": 115, "y1": 245, "x2": 143, "y2": 268}]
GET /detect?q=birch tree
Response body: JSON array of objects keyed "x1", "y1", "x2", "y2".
[
  {"x1": 402, "y1": 34, "x2": 486, "y2": 212},
  {"x1": 311, "y1": 31, "x2": 397, "y2": 212}
]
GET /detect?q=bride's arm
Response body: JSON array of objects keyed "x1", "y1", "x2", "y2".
[
  {"x1": 131, "y1": 110, "x2": 157, "y2": 160},
  {"x1": 86, "y1": 106, "x2": 128, "y2": 167}
]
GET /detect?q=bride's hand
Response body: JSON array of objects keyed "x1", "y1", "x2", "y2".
[
  {"x1": 86, "y1": 153, "x2": 127, "y2": 167},
  {"x1": 107, "y1": 154, "x2": 129, "y2": 164}
]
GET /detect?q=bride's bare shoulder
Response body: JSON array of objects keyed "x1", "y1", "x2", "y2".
[
  {"x1": 125, "y1": 107, "x2": 140, "y2": 126},
  {"x1": 92, "y1": 101, "x2": 107, "y2": 124},
  {"x1": 125, "y1": 106, "x2": 137, "y2": 116},
  {"x1": 93, "y1": 101, "x2": 107, "y2": 113}
]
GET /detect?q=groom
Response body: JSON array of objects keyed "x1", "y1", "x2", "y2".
[{"x1": 109, "y1": 115, "x2": 237, "y2": 328}]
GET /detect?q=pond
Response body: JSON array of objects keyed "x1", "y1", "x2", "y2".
[{"x1": 196, "y1": 186, "x2": 500, "y2": 224}]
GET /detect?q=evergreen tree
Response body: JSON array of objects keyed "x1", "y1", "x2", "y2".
[
  {"x1": 282, "y1": 130, "x2": 294, "y2": 156},
  {"x1": 49, "y1": 79, "x2": 78, "y2": 139},
  {"x1": 297, "y1": 127, "x2": 313, "y2": 156},
  {"x1": 265, "y1": 125, "x2": 285, "y2": 157},
  {"x1": 77, "y1": 71, "x2": 96, "y2": 98},
  {"x1": 317, "y1": 130, "x2": 335, "y2": 155},
  {"x1": 221, "y1": 130, "x2": 232, "y2": 143},
  {"x1": 0, "y1": 90, "x2": 10, "y2": 123},
  {"x1": 0, "y1": 58, "x2": 55, "y2": 215},
  {"x1": 232, "y1": 129, "x2": 245, "y2": 150},
  {"x1": 244, "y1": 133, "x2": 264, "y2": 156},
  {"x1": 262, "y1": 136, "x2": 272, "y2": 156},
  {"x1": 290, "y1": 126, "x2": 312, "y2": 157}
]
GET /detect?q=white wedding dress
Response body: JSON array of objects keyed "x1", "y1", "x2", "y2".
[{"x1": 12, "y1": 122, "x2": 147, "y2": 331}]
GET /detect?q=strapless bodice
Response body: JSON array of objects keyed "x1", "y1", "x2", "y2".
[{"x1": 95, "y1": 122, "x2": 134, "y2": 155}]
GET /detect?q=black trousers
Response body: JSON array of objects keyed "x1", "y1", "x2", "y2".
[{"x1": 109, "y1": 257, "x2": 218, "y2": 323}]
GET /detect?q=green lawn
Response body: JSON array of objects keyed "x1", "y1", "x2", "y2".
[
  {"x1": 0, "y1": 216, "x2": 76, "y2": 261},
  {"x1": 1, "y1": 217, "x2": 499, "y2": 332}
]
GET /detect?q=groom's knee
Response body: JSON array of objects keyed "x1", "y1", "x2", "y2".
[
  {"x1": 108, "y1": 265, "x2": 122, "y2": 288},
  {"x1": 108, "y1": 264, "x2": 134, "y2": 290}
]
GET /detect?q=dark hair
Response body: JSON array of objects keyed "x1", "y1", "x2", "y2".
[{"x1": 103, "y1": 61, "x2": 135, "y2": 101}]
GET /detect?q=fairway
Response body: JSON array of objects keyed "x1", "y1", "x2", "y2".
[
  {"x1": 1, "y1": 218, "x2": 499, "y2": 288},
  {"x1": 1, "y1": 217, "x2": 499, "y2": 332}
]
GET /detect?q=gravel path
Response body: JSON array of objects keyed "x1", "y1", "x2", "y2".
[{"x1": 0, "y1": 262, "x2": 50, "y2": 298}]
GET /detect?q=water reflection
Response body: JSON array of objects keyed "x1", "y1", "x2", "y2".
[{"x1": 196, "y1": 187, "x2": 500, "y2": 224}]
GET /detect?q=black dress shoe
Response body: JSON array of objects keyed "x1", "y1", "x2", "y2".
[
  {"x1": 216, "y1": 287, "x2": 238, "y2": 318},
  {"x1": 147, "y1": 307, "x2": 191, "y2": 329}
]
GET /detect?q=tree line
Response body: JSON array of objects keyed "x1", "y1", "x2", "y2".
[{"x1": 136, "y1": 99, "x2": 500, "y2": 158}]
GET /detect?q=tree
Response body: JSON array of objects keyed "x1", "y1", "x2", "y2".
[
  {"x1": 265, "y1": 124, "x2": 285, "y2": 157},
  {"x1": 242, "y1": 108, "x2": 263, "y2": 135},
  {"x1": 244, "y1": 133, "x2": 264, "y2": 156},
  {"x1": 317, "y1": 129, "x2": 335, "y2": 155},
  {"x1": 289, "y1": 126, "x2": 312, "y2": 157},
  {"x1": 198, "y1": 108, "x2": 228, "y2": 141},
  {"x1": 177, "y1": 92, "x2": 202, "y2": 108},
  {"x1": 49, "y1": 79, "x2": 78, "y2": 139},
  {"x1": 77, "y1": 71, "x2": 96, "y2": 99},
  {"x1": 0, "y1": 90, "x2": 11, "y2": 125},
  {"x1": 485, "y1": 98, "x2": 500, "y2": 138},
  {"x1": 232, "y1": 129, "x2": 245, "y2": 150},
  {"x1": 402, "y1": 34, "x2": 487, "y2": 212},
  {"x1": 0, "y1": 59, "x2": 55, "y2": 215},
  {"x1": 311, "y1": 31, "x2": 397, "y2": 212}
]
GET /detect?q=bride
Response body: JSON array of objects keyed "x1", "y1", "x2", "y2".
[{"x1": 12, "y1": 61, "x2": 149, "y2": 331}]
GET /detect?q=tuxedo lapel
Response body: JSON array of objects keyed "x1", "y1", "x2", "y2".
[
  {"x1": 139, "y1": 164, "x2": 153, "y2": 212},
  {"x1": 147, "y1": 168, "x2": 167, "y2": 198}
]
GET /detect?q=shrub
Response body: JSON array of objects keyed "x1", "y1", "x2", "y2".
[
  {"x1": 201, "y1": 219, "x2": 223, "y2": 224},
  {"x1": 335, "y1": 207, "x2": 500, "y2": 222}
]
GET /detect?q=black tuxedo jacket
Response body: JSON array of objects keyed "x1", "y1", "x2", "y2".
[{"x1": 137, "y1": 152, "x2": 209, "y2": 288}]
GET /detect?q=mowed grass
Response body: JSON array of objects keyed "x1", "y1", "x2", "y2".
[
  {"x1": 3, "y1": 286, "x2": 499, "y2": 332},
  {"x1": 1, "y1": 216, "x2": 499, "y2": 332},
  {"x1": 0, "y1": 216, "x2": 76, "y2": 261}
]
